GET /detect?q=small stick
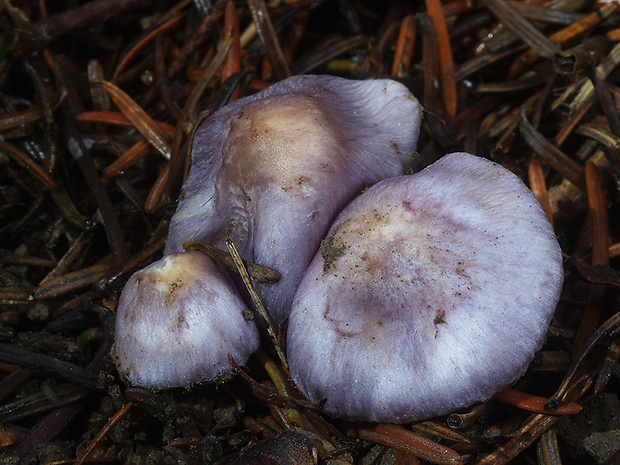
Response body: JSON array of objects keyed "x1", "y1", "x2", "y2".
[
  {"x1": 476, "y1": 374, "x2": 592, "y2": 465},
  {"x1": 494, "y1": 387, "x2": 582, "y2": 415},
  {"x1": 536, "y1": 428, "x2": 562, "y2": 465},
  {"x1": 349, "y1": 423, "x2": 462, "y2": 465},
  {"x1": 573, "y1": 162, "x2": 609, "y2": 353},
  {"x1": 247, "y1": 0, "x2": 291, "y2": 80},
  {"x1": 76, "y1": 402, "x2": 134, "y2": 465},
  {"x1": 446, "y1": 403, "x2": 486, "y2": 429},
  {"x1": 97, "y1": 80, "x2": 172, "y2": 160},
  {"x1": 256, "y1": 350, "x2": 303, "y2": 427},
  {"x1": 113, "y1": 13, "x2": 186, "y2": 79},
  {"x1": 481, "y1": 0, "x2": 560, "y2": 58},
  {"x1": 0, "y1": 141, "x2": 57, "y2": 190},
  {"x1": 527, "y1": 158, "x2": 554, "y2": 226},
  {"x1": 145, "y1": 162, "x2": 170, "y2": 214},
  {"x1": 510, "y1": 3, "x2": 618, "y2": 77},
  {"x1": 225, "y1": 237, "x2": 287, "y2": 368},
  {"x1": 546, "y1": 313, "x2": 620, "y2": 410},
  {"x1": 554, "y1": 98, "x2": 593, "y2": 147},
  {"x1": 75, "y1": 111, "x2": 176, "y2": 133},
  {"x1": 392, "y1": 15, "x2": 416, "y2": 77},
  {"x1": 424, "y1": 0, "x2": 457, "y2": 118},
  {"x1": 595, "y1": 340, "x2": 620, "y2": 393},
  {"x1": 33, "y1": 263, "x2": 112, "y2": 300},
  {"x1": 37, "y1": 231, "x2": 92, "y2": 287},
  {"x1": 519, "y1": 109, "x2": 585, "y2": 191},
  {"x1": 22, "y1": 0, "x2": 156, "y2": 48},
  {"x1": 0, "y1": 107, "x2": 44, "y2": 132},
  {"x1": 184, "y1": 241, "x2": 280, "y2": 283},
  {"x1": 167, "y1": 0, "x2": 228, "y2": 78},
  {"x1": 221, "y1": 1, "x2": 241, "y2": 101},
  {"x1": 103, "y1": 140, "x2": 151, "y2": 179}
]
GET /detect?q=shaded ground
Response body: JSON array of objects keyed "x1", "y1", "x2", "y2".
[{"x1": 0, "y1": 0, "x2": 619, "y2": 463}]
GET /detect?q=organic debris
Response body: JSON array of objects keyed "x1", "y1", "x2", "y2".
[{"x1": 0, "y1": 0, "x2": 620, "y2": 464}]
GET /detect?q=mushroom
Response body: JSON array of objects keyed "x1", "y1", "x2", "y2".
[
  {"x1": 114, "y1": 75, "x2": 421, "y2": 390},
  {"x1": 164, "y1": 75, "x2": 422, "y2": 323},
  {"x1": 287, "y1": 152, "x2": 564, "y2": 423},
  {"x1": 114, "y1": 251, "x2": 259, "y2": 390}
]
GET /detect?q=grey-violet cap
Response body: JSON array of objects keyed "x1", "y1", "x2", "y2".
[
  {"x1": 114, "y1": 251, "x2": 259, "y2": 390},
  {"x1": 165, "y1": 75, "x2": 422, "y2": 323},
  {"x1": 287, "y1": 152, "x2": 564, "y2": 423}
]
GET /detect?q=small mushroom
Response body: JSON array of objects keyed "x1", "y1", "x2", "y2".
[
  {"x1": 114, "y1": 251, "x2": 259, "y2": 389},
  {"x1": 287, "y1": 152, "x2": 564, "y2": 423},
  {"x1": 165, "y1": 75, "x2": 422, "y2": 323}
]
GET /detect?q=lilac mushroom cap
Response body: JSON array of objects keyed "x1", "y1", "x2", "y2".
[
  {"x1": 114, "y1": 251, "x2": 259, "y2": 390},
  {"x1": 165, "y1": 75, "x2": 422, "y2": 324},
  {"x1": 287, "y1": 152, "x2": 564, "y2": 423}
]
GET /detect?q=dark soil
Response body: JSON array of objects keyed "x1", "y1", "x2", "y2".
[{"x1": 0, "y1": 0, "x2": 619, "y2": 464}]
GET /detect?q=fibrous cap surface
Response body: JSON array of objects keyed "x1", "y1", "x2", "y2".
[
  {"x1": 165, "y1": 75, "x2": 422, "y2": 323},
  {"x1": 114, "y1": 251, "x2": 259, "y2": 389},
  {"x1": 288, "y1": 152, "x2": 564, "y2": 423}
]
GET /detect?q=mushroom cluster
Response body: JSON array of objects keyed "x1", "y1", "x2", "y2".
[
  {"x1": 114, "y1": 76, "x2": 564, "y2": 423},
  {"x1": 114, "y1": 75, "x2": 422, "y2": 389}
]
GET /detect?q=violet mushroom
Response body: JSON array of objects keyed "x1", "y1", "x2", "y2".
[
  {"x1": 164, "y1": 75, "x2": 422, "y2": 324},
  {"x1": 114, "y1": 75, "x2": 421, "y2": 390},
  {"x1": 287, "y1": 152, "x2": 564, "y2": 423},
  {"x1": 114, "y1": 251, "x2": 259, "y2": 389}
]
